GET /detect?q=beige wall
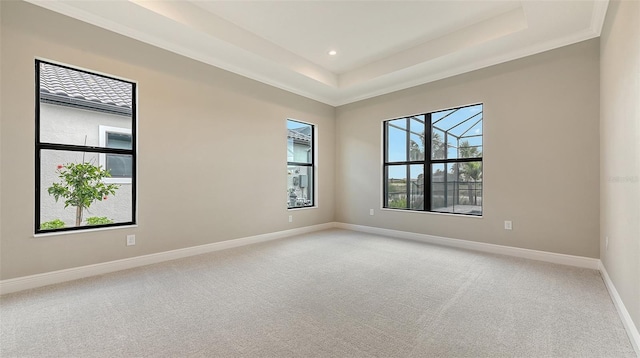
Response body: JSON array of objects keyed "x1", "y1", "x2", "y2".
[
  {"x1": 336, "y1": 39, "x2": 601, "y2": 258},
  {"x1": 600, "y1": 0, "x2": 640, "y2": 335},
  {"x1": 0, "y1": 1, "x2": 335, "y2": 279}
]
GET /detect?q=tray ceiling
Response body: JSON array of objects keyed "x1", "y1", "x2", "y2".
[{"x1": 26, "y1": 0, "x2": 609, "y2": 106}]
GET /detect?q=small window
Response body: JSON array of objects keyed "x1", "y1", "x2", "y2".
[
  {"x1": 383, "y1": 104, "x2": 483, "y2": 216},
  {"x1": 36, "y1": 60, "x2": 137, "y2": 233},
  {"x1": 287, "y1": 119, "x2": 314, "y2": 208},
  {"x1": 99, "y1": 126, "x2": 133, "y2": 183}
]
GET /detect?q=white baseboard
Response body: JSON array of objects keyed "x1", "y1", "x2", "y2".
[
  {"x1": 334, "y1": 223, "x2": 600, "y2": 270},
  {"x1": 599, "y1": 262, "x2": 640, "y2": 356},
  {"x1": 0, "y1": 222, "x2": 336, "y2": 295}
]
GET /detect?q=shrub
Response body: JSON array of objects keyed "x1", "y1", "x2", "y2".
[
  {"x1": 40, "y1": 219, "x2": 66, "y2": 230},
  {"x1": 389, "y1": 197, "x2": 407, "y2": 208},
  {"x1": 86, "y1": 216, "x2": 114, "y2": 226}
]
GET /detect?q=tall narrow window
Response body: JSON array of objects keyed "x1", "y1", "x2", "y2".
[
  {"x1": 36, "y1": 60, "x2": 136, "y2": 233},
  {"x1": 383, "y1": 104, "x2": 483, "y2": 216},
  {"x1": 287, "y1": 119, "x2": 314, "y2": 208}
]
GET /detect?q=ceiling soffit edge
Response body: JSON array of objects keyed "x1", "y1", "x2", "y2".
[{"x1": 23, "y1": 0, "x2": 611, "y2": 107}]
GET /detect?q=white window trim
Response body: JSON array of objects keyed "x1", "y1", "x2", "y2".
[{"x1": 99, "y1": 125, "x2": 132, "y2": 184}]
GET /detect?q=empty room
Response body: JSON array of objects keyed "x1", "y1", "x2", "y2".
[{"x1": 1, "y1": 0, "x2": 638, "y2": 357}]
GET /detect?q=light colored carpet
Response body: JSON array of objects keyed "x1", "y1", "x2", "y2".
[{"x1": 0, "y1": 229, "x2": 635, "y2": 357}]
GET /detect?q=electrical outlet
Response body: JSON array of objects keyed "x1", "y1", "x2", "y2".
[
  {"x1": 288, "y1": 215, "x2": 293, "y2": 223},
  {"x1": 504, "y1": 221, "x2": 513, "y2": 230},
  {"x1": 369, "y1": 209, "x2": 374, "y2": 216},
  {"x1": 126, "y1": 235, "x2": 135, "y2": 246}
]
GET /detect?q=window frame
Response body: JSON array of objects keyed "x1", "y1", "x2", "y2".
[
  {"x1": 35, "y1": 59, "x2": 137, "y2": 234},
  {"x1": 287, "y1": 118, "x2": 315, "y2": 209},
  {"x1": 382, "y1": 103, "x2": 483, "y2": 216}
]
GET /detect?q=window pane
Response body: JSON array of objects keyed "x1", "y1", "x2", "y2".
[
  {"x1": 459, "y1": 135, "x2": 482, "y2": 158},
  {"x1": 431, "y1": 129, "x2": 445, "y2": 160},
  {"x1": 409, "y1": 116, "x2": 425, "y2": 161},
  {"x1": 387, "y1": 119, "x2": 407, "y2": 162},
  {"x1": 106, "y1": 132, "x2": 132, "y2": 149},
  {"x1": 432, "y1": 104, "x2": 483, "y2": 160},
  {"x1": 287, "y1": 120, "x2": 312, "y2": 164},
  {"x1": 409, "y1": 165, "x2": 424, "y2": 210},
  {"x1": 455, "y1": 161, "x2": 483, "y2": 215},
  {"x1": 447, "y1": 133, "x2": 458, "y2": 159},
  {"x1": 431, "y1": 162, "x2": 482, "y2": 215},
  {"x1": 287, "y1": 165, "x2": 313, "y2": 208},
  {"x1": 39, "y1": 62, "x2": 133, "y2": 147},
  {"x1": 40, "y1": 149, "x2": 133, "y2": 230},
  {"x1": 431, "y1": 163, "x2": 447, "y2": 211},
  {"x1": 386, "y1": 165, "x2": 407, "y2": 208},
  {"x1": 106, "y1": 154, "x2": 133, "y2": 178}
]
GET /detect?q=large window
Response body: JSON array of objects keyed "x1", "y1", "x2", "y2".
[
  {"x1": 287, "y1": 119, "x2": 314, "y2": 208},
  {"x1": 36, "y1": 60, "x2": 136, "y2": 233},
  {"x1": 383, "y1": 104, "x2": 483, "y2": 216}
]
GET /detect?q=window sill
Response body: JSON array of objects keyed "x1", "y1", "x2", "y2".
[
  {"x1": 380, "y1": 208, "x2": 483, "y2": 219},
  {"x1": 34, "y1": 224, "x2": 138, "y2": 238},
  {"x1": 287, "y1": 205, "x2": 317, "y2": 211},
  {"x1": 103, "y1": 178, "x2": 132, "y2": 185}
]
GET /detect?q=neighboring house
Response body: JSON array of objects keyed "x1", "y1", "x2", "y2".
[{"x1": 39, "y1": 63, "x2": 133, "y2": 226}]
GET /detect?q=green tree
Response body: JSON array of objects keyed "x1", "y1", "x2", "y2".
[
  {"x1": 431, "y1": 132, "x2": 445, "y2": 159},
  {"x1": 410, "y1": 131, "x2": 444, "y2": 160},
  {"x1": 409, "y1": 139, "x2": 423, "y2": 160},
  {"x1": 458, "y1": 140, "x2": 481, "y2": 159},
  {"x1": 48, "y1": 162, "x2": 118, "y2": 226}
]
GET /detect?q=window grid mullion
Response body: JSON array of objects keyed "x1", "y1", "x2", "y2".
[
  {"x1": 383, "y1": 122, "x2": 389, "y2": 208},
  {"x1": 34, "y1": 61, "x2": 42, "y2": 233},
  {"x1": 425, "y1": 113, "x2": 432, "y2": 212},
  {"x1": 288, "y1": 162, "x2": 313, "y2": 167},
  {"x1": 431, "y1": 157, "x2": 483, "y2": 164},
  {"x1": 405, "y1": 118, "x2": 410, "y2": 209},
  {"x1": 39, "y1": 142, "x2": 133, "y2": 156}
]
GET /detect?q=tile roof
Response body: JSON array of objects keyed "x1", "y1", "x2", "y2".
[
  {"x1": 287, "y1": 126, "x2": 311, "y2": 142},
  {"x1": 287, "y1": 130, "x2": 310, "y2": 142},
  {"x1": 39, "y1": 62, "x2": 132, "y2": 113}
]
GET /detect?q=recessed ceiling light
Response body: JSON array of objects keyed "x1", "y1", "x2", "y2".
[{"x1": 328, "y1": 50, "x2": 337, "y2": 56}]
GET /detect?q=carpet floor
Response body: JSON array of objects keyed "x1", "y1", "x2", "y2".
[{"x1": 0, "y1": 229, "x2": 636, "y2": 357}]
